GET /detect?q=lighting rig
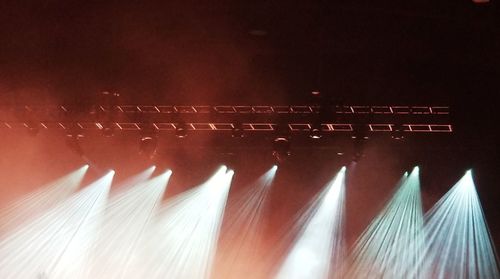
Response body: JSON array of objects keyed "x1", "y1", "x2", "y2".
[
  {"x1": 0, "y1": 102, "x2": 452, "y2": 163},
  {"x1": 0, "y1": 104, "x2": 452, "y2": 134}
]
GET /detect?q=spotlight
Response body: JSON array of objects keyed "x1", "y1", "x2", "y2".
[
  {"x1": 175, "y1": 122, "x2": 188, "y2": 138},
  {"x1": 351, "y1": 133, "x2": 369, "y2": 140},
  {"x1": 139, "y1": 136, "x2": 158, "y2": 158},
  {"x1": 66, "y1": 124, "x2": 85, "y2": 156},
  {"x1": 231, "y1": 122, "x2": 245, "y2": 138},
  {"x1": 272, "y1": 123, "x2": 291, "y2": 163},
  {"x1": 274, "y1": 123, "x2": 290, "y2": 137},
  {"x1": 100, "y1": 122, "x2": 115, "y2": 137},
  {"x1": 139, "y1": 124, "x2": 158, "y2": 158},
  {"x1": 309, "y1": 123, "x2": 323, "y2": 139},
  {"x1": 391, "y1": 124, "x2": 405, "y2": 140},
  {"x1": 351, "y1": 124, "x2": 369, "y2": 140},
  {"x1": 272, "y1": 137, "x2": 291, "y2": 164},
  {"x1": 66, "y1": 124, "x2": 84, "y2": 139}
]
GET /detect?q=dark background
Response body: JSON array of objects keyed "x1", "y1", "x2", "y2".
[{"x1": 0, "y1": 0, "x2": 499, "y2": 256}]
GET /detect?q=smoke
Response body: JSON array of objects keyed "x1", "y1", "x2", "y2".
[{"x1": 0, "y1": 1, "x2": 288, "y2": 106}]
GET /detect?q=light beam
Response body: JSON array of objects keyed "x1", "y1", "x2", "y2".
[
  {"x1": 346, "y1": 167, "x2": 423, "y2": 279},
  {"x1": 275, "y1": 167, "x2": 346, "y2": 279},
  {"x1": 0, "y1": 165, "x2": 89, "y2": 235},
  {"x1": 86, "y1": 170, "x2": 172, "y2": 279},
  {"x1": 215, "y1": 165, "x2": 278, "y2": 279},
  {"x1": 134, "y1": 166, "x2": 233, "y2": 279},
  {"x1": 0, "y1": 170, "x2": 113, "y2": 279}
]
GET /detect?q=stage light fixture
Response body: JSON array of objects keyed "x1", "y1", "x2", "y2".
[
  {"x1": 139, "y1": 124, "x2": 158, "y2": 158},
  {"x1": 309, "y1": 123, "x2": 323, "y2": 139},
  {"x1": 272, "y1": 137, "x2": 291, "y2": 164},
  {"x1": 65, "y1": 124, "x2": 85, "y2": 156},
  {"x1": 66, "y1": 124, "x2": 84, "y2": 139},
  {"x1": 231, "y1": 122, "x2": 245, "y2": 138},
  {"x1": 351, "y1": 125, "x2": 369, "y2": 140},
  {"x1": 100, "y1": 122, "x2": 115, "y2": 137},
  {"x1": 271, "y1": 123, "x2": 291, "y2": 163},
  {"x1": 139, "y1": 136, "x2": 158, "y2": 158},
  {"x1": 175, "y1": 122, "x2": 188, "y2": 138},
  {"x1": 391, "y1": 124, "x2": 405, "y2": 140},
  {"x1": 351, "y1": 124, "x2": 368, "y2": 162}
]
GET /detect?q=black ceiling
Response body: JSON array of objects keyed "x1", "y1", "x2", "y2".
[{"x1": 0, "y1": 1, "x2": 497, "y2": 106}]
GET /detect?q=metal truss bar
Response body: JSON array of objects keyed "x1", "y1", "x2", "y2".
[
  {"x1": 0, "y1": 122, "x2": 453, "y2": 133},
  {"x1": 2, "y1": 105, "x2": 450, "y2": 115},
  {"x1": 119, "y1": 105, "x2": 449, "y2": 115}
]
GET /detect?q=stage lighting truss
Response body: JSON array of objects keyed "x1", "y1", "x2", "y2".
[{"x1": 0, "y1": 105, "x2": 452, "y2": 135}]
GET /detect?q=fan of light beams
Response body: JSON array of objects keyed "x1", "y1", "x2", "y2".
[
  {"x1": 410, "y1": 170, "x2": 500, "y2": 279},
  {"x1": 346, "y1": 167, "x2": 423, "y2": 279},
  {"x1": 0, "y1": 165, "x2": 498, "y2": 279}
]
